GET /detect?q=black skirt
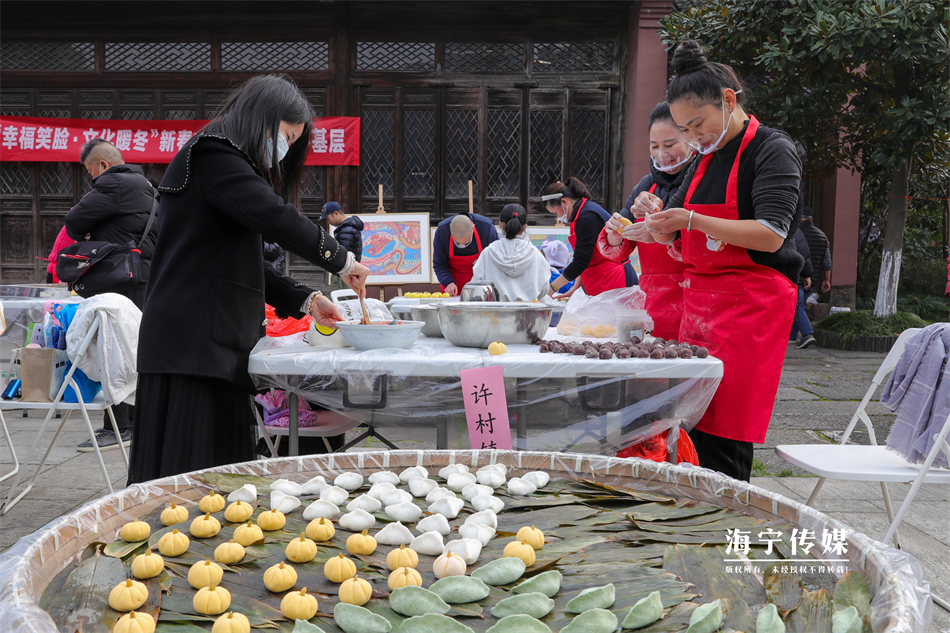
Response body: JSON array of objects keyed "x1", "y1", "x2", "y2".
[{"x1": 128, "y1": 373, "x2": 256, "y2": 485}]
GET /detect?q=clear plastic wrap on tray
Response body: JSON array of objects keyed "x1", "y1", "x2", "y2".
[
  {"x1": 0, "y1": 450, "x2": 933, "y2": 632},
  {"x1": 247, "y1": 331, "x2": 722, "y2": 454}
]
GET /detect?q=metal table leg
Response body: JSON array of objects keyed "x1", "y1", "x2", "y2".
[{"x1": 289, "y1": 392, "x2": 299, "y2": 457}]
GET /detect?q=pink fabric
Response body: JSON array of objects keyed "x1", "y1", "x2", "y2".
[
  {"x1": 254, "y1": 390, "x2": 319, "y2": 428},
  {"x1": 46, "y1": 226, "x2": 75, "y2": 282}
]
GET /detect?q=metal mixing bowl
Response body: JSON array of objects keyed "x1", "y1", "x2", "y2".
[
  {"x1": 410, "y1": 304, "x2": 443, "y2": 338},
  {"x1": 460, "y1": 281, "x2": 499, "y2": 302},
  {"x1": 437, "y1": 302, "x2": 553, "y2": 347}
]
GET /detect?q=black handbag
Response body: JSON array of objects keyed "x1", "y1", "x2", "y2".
[{"x1": 56, "y1": 193, "x2": 159, "y2": 298}]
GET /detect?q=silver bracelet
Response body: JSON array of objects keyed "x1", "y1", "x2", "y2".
[{"x1": 687, "y1": 210, "x2": 695, "y2": 231}]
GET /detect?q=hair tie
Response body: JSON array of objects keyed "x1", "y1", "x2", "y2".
[{"x1": 512, "y1": 212, "x2": 518, "y2": 217}]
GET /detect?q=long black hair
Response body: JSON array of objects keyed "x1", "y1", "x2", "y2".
[
  {"x1": 202, "y1": 74, "x2": 313, "y2": 206},
  {"x1": 500, "y1": 203, "x2": 527, "y2": 240},
  {"x1": 667, "y1": 40, "x2": 745, "y2": 110},
  {"x1": 648, "y1": 101, "x2": 675, "y2": 130},
  {"x1": 540, "y1": 177, "x2": 592, "y2": 222}
]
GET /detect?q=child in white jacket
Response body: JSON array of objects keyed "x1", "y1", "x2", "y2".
[{"x1": 472, "y1": 204, "x2": 551, "y2": 302}]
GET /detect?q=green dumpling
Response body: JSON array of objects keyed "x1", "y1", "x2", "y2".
[
  {"x1": 428, "y1": 575, "x2": 491, "y2": 604},
  {"x1": 471, "y1": 557, "x2": 527, "y2": 586},
  {"x1": 686, "y1": 599, "x2": 723, "y2": 633},
  {"x1": 560, "y1": 608, "x2": 619, "y2": 633},
  {"x1": 487, "y1": 615, "x2": 553, "y2": 633},
  {"x1": 756, "y1": 603, "x2": 785, "y2": 633},
  {"x1": 333, "y1": 603, "x2": 393, "y2": 633},
  {"x1": 565, "y1": 584, "x2": 616, "y2": 613},
  {"x1": 293, "y1": 621, "x2": 329, "y2": 633},
  {"x1": 490, "y1": 592, "x2": 556, "y2": 619},
  {"x1": 621, "y1": 591, "x2": 664, "y2": 629},
  {"x1": 832, "y1": 606, "x2": 862, "y2": 633},
  {"x1": 393, "y1": 613, "x2": 475, "y2": 633},
  {"x1": 389, "y1": 586, "x2": 451, "y2": 617},
  {"x1": 512, "y1": 570, "x2": 562, "y2": 598}
]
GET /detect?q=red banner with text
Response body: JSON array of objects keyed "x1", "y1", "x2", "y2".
[{"x1": 0, "y1": 116, "x2": 360, "y2": 165}]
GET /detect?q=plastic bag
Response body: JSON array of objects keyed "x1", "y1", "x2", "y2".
[
  {"x1": 335, "y1": 298, "x2": 393, "y2": 323},
  {"x1": 51, "y1": 302, "x2": 102, "y2": 404},
  {"x1": 254, "y1": 389, "x2": 319, "y2": 427},
  {"x1": 557, "y1": 286, "x2": 647, "y2": 338},
  {"x1": 265, "y1": 304, "x2": 313, "y2": 338},
  {"x1": 616, "y1": 429, "x2": 699, "y2": 465}
]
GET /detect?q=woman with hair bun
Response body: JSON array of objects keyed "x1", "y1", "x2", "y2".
[
  {"x1": 471, "y1": 204, "x2": 550, "y2": 302},
  {"x1": 628, "y1": 40, "x2": 804, "y2": 481},
  {"x1": 541, "y1": 177, "x2": 637, "y2": 296}
]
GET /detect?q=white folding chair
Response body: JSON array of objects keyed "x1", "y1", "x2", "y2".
[
  {"x1": 776, "y1": 327, "x2": 950, "y2": 611},
  {"x1": 0, "y1": 314, "x2": 129, "y2": 514},
  {"x1": 0, "y1": 350, "x2": 21, "y2": 485}
]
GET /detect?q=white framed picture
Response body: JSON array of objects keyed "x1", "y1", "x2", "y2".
[{"x1": 349, "y1": 214, "x2": 431, "y2": 285}]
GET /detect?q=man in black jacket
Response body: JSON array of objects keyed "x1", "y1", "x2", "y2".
[
  {"x1": 65, "y1": 138, "x2": 157, "y2": 452},
  {"x1": 321, "y1": 201, "x2": 364, "y2": 293}
]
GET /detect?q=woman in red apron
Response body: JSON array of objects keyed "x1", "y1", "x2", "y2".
[
  {"x1": 644, "y1": 41, "x2": 803, "y2": 481},
  {"x1": 541, "y1": 177, "x2": 634, "y2": 296},
  {"x1": 599, "y1": 102, "x2": 694, "y2": 339}
]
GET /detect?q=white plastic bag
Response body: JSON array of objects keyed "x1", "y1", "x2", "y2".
[
  {"x1": 556, "y1": 286, "x2": 646, "y2": 338},
  {"x1": 335, "y1": 298, "x2": 393, "y2": 323}
]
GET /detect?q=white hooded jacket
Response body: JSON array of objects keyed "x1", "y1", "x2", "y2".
[{"x1": 471, "y1": 232, "x2": 551, "y2": 302}]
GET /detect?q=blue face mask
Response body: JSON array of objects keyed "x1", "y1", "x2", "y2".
[{"x1": 265, "y1": 131, "x2": 289, "y2": 167}]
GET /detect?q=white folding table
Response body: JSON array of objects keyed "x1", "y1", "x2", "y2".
[{"x1": 248, "y1": 330, "x2": 723, "y2": 456}]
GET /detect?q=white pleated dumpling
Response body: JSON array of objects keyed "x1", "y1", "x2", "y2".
[
  {"x1": 375, "y1": 521, "x2": 415, "y2": 545},
  {"x1": 339, "y1": 508, "x2": 376, "y2": 531},
  {"x1": 385, "y1": 501, "x2": 423, "y2": 522},
  {"x1": 346, "y1": 494, "x2": 382, "y2": 513},
  {"x1": 380, "y1": 488, "x2": 413, "y2": 507},
  {"x1": 227, "y1": 484, "x2": 257, "y2": 503},
  {"x1": 446, "y1": 472, "x2": 478, "y2": 492},
  {"x1": 458, "y1": 521, "x2": 495, "y2": 546},
  {"x1": 438, "y1": 464, "x2": 469, "y2": 478},
  {"x1": 471, "y1": 494, "x2": 505, "y2": 514},
  {"x1": 410, "y1": 531, "x2": 445, "y2": 556},
  {"x1": 443, "y1": 537, "x2": 482, "y2": 565},
  {"x1": 270, "y1": 478, "x2": 303, "y2": 497},
  {"x1": 302, "y1": 499, "x2": 340, "y2": 520},
  {"x1": 368, "y1": 470, "x2": 401, "y2": 485},
  {"x1": 428, "y1": 496, "x2": 464, "y2": 519},
  {"x1": 408, "y1": 477, "x2": 439, "y2": 498},
  {"x1": 334, "y1": 472, "x2": 364, "y2": 491},
  {"x1": 368, "y1": 481, "x2": 397, "y2": 500},
  {"x1": 476, "y1": 468, "x2": 506, "y2": 489},
  {"x1": 300, "y1": 476, "x2": 327, "y2": 496},
  {"x1": 506, "y1": 477, "x2": 538, "y2": 496},
  {"x1": 521, "y1": 471, "x2": 551, "y2": 489},
  {"x1": 399, "y1": 466, "x2": 428, "y2": 483},
  {"x1": 320, "y1": 485, "x2": 350, "y2": 506},
  {"x1": 425, "y1": 487, "x2": 457, "y2": 504},
  {"x1": 416, "y1": 513, "x2": 451, "y2": 536},
  {"x1": 465, "y1": 509, "x2": 498, "y2": 529},
  {"x1": 270, "y1": 490, "x2": 301, "y2": 514},
  {"x1": 462, "y1": 483, "x2": 493, "y2": 501}
]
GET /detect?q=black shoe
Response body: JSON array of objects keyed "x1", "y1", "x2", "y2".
[
  {"x1": 797, "y1": 334, "x2": 816, "y2": 349},
  {"x1": 77, "y1": 428, "x2": 132, "y2": 452}
]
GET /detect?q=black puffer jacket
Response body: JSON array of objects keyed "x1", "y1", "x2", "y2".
[
  {"x1": 334, "y1": 216, "x2": 364, "y2": 262},
  {"x1": 64, "y1": 164, "x2": 158, "y2": 286}
]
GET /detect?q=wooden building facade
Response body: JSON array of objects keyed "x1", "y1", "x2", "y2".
[{"x1": 3, "y1": 1, "x2": 685, "y2": 284}]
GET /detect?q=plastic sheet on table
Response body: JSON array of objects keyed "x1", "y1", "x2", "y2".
[
  {"x1": 248, "y1": 332, "x2": 722, "y2": 454},
  {"x1": 0, "y1": 450, "x2": 933, "y2": 632}
]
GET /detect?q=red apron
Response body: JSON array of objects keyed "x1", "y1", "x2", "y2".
[
  {"x1": 679, "y1": 116, "x2": 797, "y2": 444},
  {"x1": 636, "y1": 183, "x2": 686, "y2": 339},
  {"x1": 442, "y1": 225, "x2": 483, "y2": 293},
  {"x1": 569, "y1": 198, "x2": 628, "y2": 296}
]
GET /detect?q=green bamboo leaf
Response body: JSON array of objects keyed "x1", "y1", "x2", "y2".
[
  {"x1": 635, "y1": 602, "x2": 699, "y2": 633},
  {"x1": 627, "y1": 501, "x2": 722, "y2": 522},
  {"x1": 834, "y1": 572, "x2": 872, "y2": 632},
  {"x1": 44, "y1": 545, "x2": 128, "y2": 633},
  {"x1": 192, "y1": 472, "x2": 277, "y2": 494},
  {"x1": 155, "y1": 621, "x2": 211, "y2": 632},
  {"x1": 104, "y1": 539, "x2": 149, "y2": 559},
  {"x1": 39, "y1": 558, "x2": 78, "y2": 611},
  {"x1": 138, "y1": 570, "x2": 173, "y2": 627},
  {"x1": 763, "y1": 564, "x2": 804, "y2": 615},
  {"x1": 662, "y1": 545, "x2": 766, "y2": 607},
  {"x1": 786, "y1": 588, "x2": 835, "y2": 633}
]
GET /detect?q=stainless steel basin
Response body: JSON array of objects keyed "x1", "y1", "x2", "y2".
[
  {"x1": 460, "y1": 281, "x2": 499, "y2": 302},
  {"x1": 436, "y1": 302, "x2": 553, "y2": 348},
  {"x1": 410, "y1": 304, "x2": 443, "y2": 338}
]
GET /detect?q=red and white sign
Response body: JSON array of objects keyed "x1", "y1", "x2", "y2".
[
  {"x1": 0, "y1": 116, "x2": 360, "y2": 166},
  {"x1": 459, "y1": 365, "x2": 513, "y2": 451}
]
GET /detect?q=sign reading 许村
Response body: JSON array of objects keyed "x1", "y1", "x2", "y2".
[{"x1": 0, "y1": 116, "x2": 360, "y2": 166}]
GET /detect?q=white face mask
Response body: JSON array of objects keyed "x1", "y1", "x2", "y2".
[
  {"x1": 265, "y1": 131, "x2": 289, "y2": 167},
  {"x1": 685, "y1": 90, "x2": 742, "y2": 155},
  {"x1": 651, "y1": 150, "x2": 695, "y2": 173}
]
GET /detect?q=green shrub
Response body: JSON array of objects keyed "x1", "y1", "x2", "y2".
[{"x1": 816, "y1": 311, "x2": 929, "y2": 337}]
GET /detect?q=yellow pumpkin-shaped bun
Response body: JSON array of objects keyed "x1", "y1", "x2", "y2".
[
  {"x1": 130, "y1": 551, "x2": 164, "y2": 580},
  {"x1": 503, "y1": 540, "x2": 536, "y2": 566},
  {"x1": 233, "y1": 521, "x2": 263, "y2": 547},
  {"x1": 198, "y1": 491, "x2": 226, "y2": 514},
  {"x1": 433, "y1": 551, "x2": 467, "y2": 579},
  {"x1": 488, "y1": 340, "x2": 507, "y2": 355},
  {"x1": 211, "y1": 611, "x2": 250, "y2": 633},
  {"x1": 108, "y1": 579, "x2": 149, "y2": 612},
  {"x1": 120, "y1": 520, "x2": 151, "y2": 542},
  {"x1": 280, "y1": 587, "x2": 318, "y2": 621},
  {"x1": 386, "y1": 544, "x2": 419, "y2": 571},
  {"x1": 346, "y1": 529, "x2": 377, "y2": 555},
  {"x1": 286, "y1": 533, "x2": 318, "y2": 563},
  {"x1": 112, "y1": 611, "x2": 156, "y2": 633},
  {"x1": 194, "y1": 585, "x2": 231, "y2": 615},
  {"x1": 190, "y1": 513, "x2": 222, "y2": 538},
  {"x1": 388, "y1": 566, "x2": 423, "y2": 590},
  {"x1": 306, "y1": 517, "x2": 335, "y2": 542},
  {"x1": 188, "y1": 560, "x2": 224, "y2": 589},
  {"x1": 257, "y1": 509, "x2": 286, "y2": 531},
  {"x1": 324, "y1": 553, "x2": 357, "y2": 583},
  {"x1": 263, "y1": 561, "x2": 297, "y2": 593},
  {"x1": 224, "y1": 500, "x2": 254, "y2": 523},
  {"x1": 160, "y1": 503, "x2": 188, "y2": 526},
  {"x1": 214, "y1": 540, "x2": 245, "y2": 565},
  {"x1": 157, "y1": 529, "x2": 190, "y2": 557},
  {"x1": 339, "y1": 576, "x2": 373, "y2": 606},
  {"x1": 516, "y1": 525, "x2": 545, "y2": 550}
]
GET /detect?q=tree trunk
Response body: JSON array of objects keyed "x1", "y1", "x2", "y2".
[{"x1": 873, "y1": 157, "x2": 911, "y2": 317}]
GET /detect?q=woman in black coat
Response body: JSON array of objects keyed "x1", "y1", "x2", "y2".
[{"x1": 128, "y1": 75, "x2": 369, "y2": 483}]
